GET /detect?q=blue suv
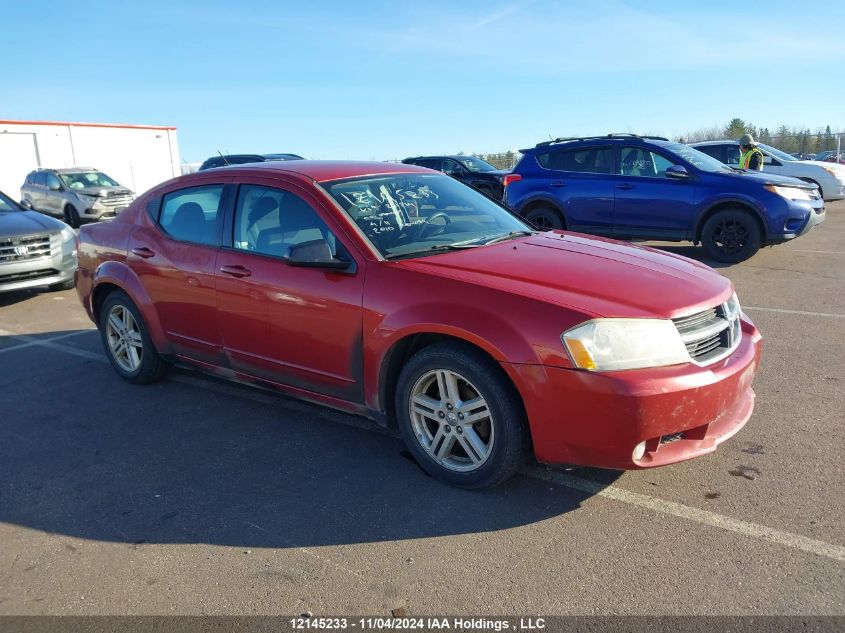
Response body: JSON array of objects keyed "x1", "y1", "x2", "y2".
[{"x1": 504, "y1": 134, "x2": 826, "y2": 262}]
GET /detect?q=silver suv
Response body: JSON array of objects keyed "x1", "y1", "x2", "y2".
[
  {"x1": 21, "y1": 168, "x2": 135, "y2": 228},
  {"x1": 0, "y1": 190, "x2": 76, "y2": 294}
]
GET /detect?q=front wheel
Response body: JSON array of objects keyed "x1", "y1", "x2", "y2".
[
  {"x1": 99, "y1": 290, "x2": 169, "y2": 384},
  {"x1": 700, "y1": 209, "x2": 762, "y2": 263},
  {"x1": 524, "y1": 206, "x2": 564, "y2": 231},
  {"x1": 64, "y1": 205, "x2": 81, "y2": 229},
  {"x1": 395, "y1": 343, "x2": 529, "y2": 488}
]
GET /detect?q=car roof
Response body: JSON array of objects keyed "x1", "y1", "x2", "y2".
[
  {"x1": 53, "y1": 167, "x2": 100, "y2": 173},
  {"x1": 521, "y1": 134, "x2": 672, "y2": 153},
  {"x1": 690, "y1": 140, "x2": 738, "y2": 146},
  {"x1": 195, "y1": 160, "x2": 432, "y2": 183}
]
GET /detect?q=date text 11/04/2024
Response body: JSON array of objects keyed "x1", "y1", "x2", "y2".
[{"x1": 289, "y1": 617, "x2": 547, "y2": 630}]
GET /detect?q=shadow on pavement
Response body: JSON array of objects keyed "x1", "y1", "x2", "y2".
[{"x1": 0, "y1": 329, "x2": 620, "y2": 549}]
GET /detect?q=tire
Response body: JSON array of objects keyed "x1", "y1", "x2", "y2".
[
  {"x1": 64, "y1": 205, "x2": 81, "y2": 229},
  {"x1": 524, "y1": 206, "x2": 564, "y2": 231},
  {"x1": 395, "y1": 342, "x2": 529, "y2": 489},
  {"x1": 700, "y1": 209, "x2": 762, "y2": 263},
  {"x1": 49, "y1": 279, "x2": 75, "y2": 291},
  {"x1": 99, "y1": 290, "x2": 169, "y2": 384}
]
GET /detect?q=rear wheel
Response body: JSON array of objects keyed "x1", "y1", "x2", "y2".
[
  {"x1": 99, "y1": 290, "x2": 169, "y2": 384},
  {"x1": 524, "y1": 206, "x2": 564, "y2": 231},
  {"x1": 700, "y1": 209, "x2": 761, "y2": 263},
  {"x1": 64, "y1": 204, "x2": 81, "y2": 229},
  {"x1": 395, "y1": 342, "x2": 529, "y2": 489}
]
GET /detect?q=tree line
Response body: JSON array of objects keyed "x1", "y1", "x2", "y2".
[{"x1": 678, "y1": 118, "x2": 843, "y2": 155}]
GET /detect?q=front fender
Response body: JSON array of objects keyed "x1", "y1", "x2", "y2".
[{"x1": 693, "y1": 194, "x2": 774, "y2": 238}]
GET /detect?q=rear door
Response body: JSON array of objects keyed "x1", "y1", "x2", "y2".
[
  {"x1": 127, "y1": 180, "x2": 231, "y2": 364},
  {"x1": 612, "y1": 145, "x2": 695, "y2": 240},
  {"x1": 215, "y1": 178, "x2": 366, "y2": 401},
  {"x1": 532, "y1": 145, "x2": 614, "y2": 234}
]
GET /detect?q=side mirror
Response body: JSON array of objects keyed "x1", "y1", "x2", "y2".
[
  {"x1": 49, "y1": 183, "x2": 62, "y2": 191},
  {"x1": 665, "y1": 165, "x2": 690, "y2": 180},
  {"x1": 285, "y1": 239, "x2": 355, "y2": 272}
]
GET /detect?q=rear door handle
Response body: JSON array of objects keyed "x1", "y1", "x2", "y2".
[
  {"x1": 131, "y1": 247, "x2": 155, "y2": 258},
  {"x1": 617, "y1": 183, "x2": 634, "y2": 191},
  {"x1": 550, "y1": 181, "x2": 567, "y2": 188},
  {"x1": 219, "y1": 264, "x2": 252, "y2": 278}
]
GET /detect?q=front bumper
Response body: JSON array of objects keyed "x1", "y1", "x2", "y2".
[
  {"x1": 0, "y1": 237, "x2": 77, "y2": 293},
  {"x1": 505, "y1": 315, "x2": 762, "y2": 470}
]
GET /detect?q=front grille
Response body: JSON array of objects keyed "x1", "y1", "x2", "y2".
[
  {"x1": 102, "y1": 191, "x2": 133, "y2": 207},
  {"x1": 0, "y1": 233, "x2": 53, "y2": 263},
  {"x1": 0, "y1": 268, "x2": 58, "y2": 283},
  {"x1": 673, "y1": 298, "x2": 742, "y2": 365}
]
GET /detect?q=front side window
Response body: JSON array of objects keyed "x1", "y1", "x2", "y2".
[
  {"x1": 60, "y1": 171, "x2": 120, "y2": 189},
  {"x1": 45, "y1": 172, "x2": 61, "y2": 189},
  {"x1": 619, "y1": 147, "x2": 677, "y2": 178},
  {"x1": 0, "y1": 191, "x2": 20, "y2": 211},
  {"x1": 232, "y1": 185, "x2": 348, "y2": 260},
  {"x1": 34, "y1": 172, "x2": 47, "y2": 186},
  {"x1": 159, "y1": 185, "x2": 224, "y2": 245},
  {"x1": 323, "y1": 173, "x2": 530, "y2": 259}
]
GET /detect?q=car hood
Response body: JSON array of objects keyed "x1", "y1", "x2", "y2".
[
  {"x1": 721, "y1": 169, "x2": 813, "y2": 188},
  {"x1": 73, "y1": 186, "x2": 132, "y2": 196},
  {"x1": 396, "y1": 232, "x2": 733, "y2": 319},
  {"x1": 0, "y1": 210, "x2": 66, "y2": 237}
]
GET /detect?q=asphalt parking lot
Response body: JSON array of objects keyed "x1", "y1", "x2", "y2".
[{"x1": 1, "y1": 203, "x2": 843, "y2": 616}]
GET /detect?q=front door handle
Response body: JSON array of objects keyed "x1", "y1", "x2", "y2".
[
  {"x1": 131, "y1": 247, "x2": 155, "y2": 258},
  {"x1": 550, "y1": 181, "x2": 567, "y2": 188},
  {"x1": 219, "y1": 264, "x2": 252, "y2": 278},
  {"x1": 617, "y1": 183, "x2": 634, "y2": 191}
]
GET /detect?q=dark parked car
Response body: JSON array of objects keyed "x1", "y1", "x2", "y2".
[
  {"x1": 75, "y1": 161, "x2": 761, "y2": 488},
  {"x1": 504, "y1": 134, "x2": 825, "y2": 263},
  {"x1": 198, "y1": 153, "x2": 304, "y2": 171},
  {"x1": 402, "y1": 155, "x2": 509, "y2": 198}
]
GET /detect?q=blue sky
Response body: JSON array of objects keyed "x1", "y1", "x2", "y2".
[{"x1": 3, "y1": 0, "x2": 844, "y2": 162}]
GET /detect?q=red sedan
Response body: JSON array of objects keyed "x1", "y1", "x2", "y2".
[{"x1": 76, "y1": 161, "x2": 762, "y2": 488}]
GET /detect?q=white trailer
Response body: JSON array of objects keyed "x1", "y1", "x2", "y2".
[{"x1": 0, "y1": 120, "x2": 181, "y2": 201}]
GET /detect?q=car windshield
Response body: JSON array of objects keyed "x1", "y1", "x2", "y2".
[
  {"x1": 459, "y1": 156, "x2": 498, "y2": 173},
  {"x1": 758, "y1": 143, "x2": 796, "y2": 162},
  {"x1": 60, "y1": 171, "x2": 120, "y2": 189},
  {"x1": 668, "y1": 143, "x2": 733, "y2": 173},
  {"x1": 0, "y1": 191, "x2": 21, "y2": 212},
  {"x1": 322, "y1": 173, "x2": 530, "y2": 259}
]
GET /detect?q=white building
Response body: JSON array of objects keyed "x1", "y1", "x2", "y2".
[{"x1": 0, "y1": 119, "x2": 181, "y2": 200}]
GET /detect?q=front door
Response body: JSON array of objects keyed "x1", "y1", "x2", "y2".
[
  {"x1": 127, "y1": 181, "x2": 229, "y2": 364},
  {"x1": 612, "y1": 146, "x2": 695, "y2": 240},
  {"x1": 215, "y1": 180, "x2": 365, "y2": 402}
]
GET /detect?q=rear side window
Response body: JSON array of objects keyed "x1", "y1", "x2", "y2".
[
  {"x1": 696, "y1": 145, "x2": 723, "y2": 161},
  {"x1": 159, "y1": 185, "x2": 224, "y2": 246},
  {"x1": 536, "y1": 147, "x2": 613, "y2": 174}
]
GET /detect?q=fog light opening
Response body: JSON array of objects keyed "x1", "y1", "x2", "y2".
[{"x1": 632, "y1": 441, "x2": 647, "y2": 461}]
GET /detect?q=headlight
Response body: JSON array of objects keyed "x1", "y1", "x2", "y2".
[
  {"x1": 60, "y1": 225, "x2": 76, "y2": 242},
  {"x1": 821, "y1": 165, "x2": 845, "y2": 182},
  {"x1": 561, "y1": 318, "x2": 690, "y2": 372},
  {"x1": 763, "y1": 184, "x2": 812, "y2": 201}
]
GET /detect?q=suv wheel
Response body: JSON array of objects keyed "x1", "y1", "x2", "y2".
[
  {"x1": 524, "y1": 206, "x2": 564, "y2": 230},
  {"x1": 64, "y1": 205, "x2": 81, "y2": 229},
  {"x1": 395, "y1": 342, "x2": 528, "y2": 489},
  {"x1": 700, "y1": 209, "x2": 761, "y2": 263},
  {"x1": 99, "y1": 290, "x2": 169, "y2": 384}
]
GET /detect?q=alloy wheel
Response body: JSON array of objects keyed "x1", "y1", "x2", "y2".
[
  {"x1": 711, "y1": 218, "x2": 750, "y2": 255},
  {"x1": 409, "y1": 369, "x2": 494, "y2": 472},
  {"x1": 105, "y1": 304, "x2": 144, "y2": 373}
]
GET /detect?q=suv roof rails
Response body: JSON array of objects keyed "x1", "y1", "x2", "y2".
[{"x1": 533, "y1": 133, "x2": 669, "y2": 148}]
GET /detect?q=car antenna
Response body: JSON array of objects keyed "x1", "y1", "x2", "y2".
[{"x1": 217, "y1": 151, "x2": 229, "y2": 166}]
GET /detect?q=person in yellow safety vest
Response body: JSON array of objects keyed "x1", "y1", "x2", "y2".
[{"x1": 738, "y1": 133, "x2": 765, "y2": 170}]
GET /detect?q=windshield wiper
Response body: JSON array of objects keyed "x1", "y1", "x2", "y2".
[
  {"x1": 384, "y1": 241, "x2": 481, "y2": 260},
  {"x1": 483, "y1": 230, "x2": 534, "y2": 245}
]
